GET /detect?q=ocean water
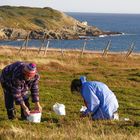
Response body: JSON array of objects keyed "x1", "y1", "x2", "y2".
[
  {"x1": 67, "y1": 13, "x2": 140, "y2": 52},
  {"x1": 0, "y1": 13, "x2": 140, "y2": 52}
]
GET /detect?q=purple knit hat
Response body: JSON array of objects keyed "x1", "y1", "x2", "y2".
[{"x1": 23, "y1": 63, "x2": 36, "y2": 77}]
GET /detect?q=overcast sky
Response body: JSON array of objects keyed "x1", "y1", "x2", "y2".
[{"x1": 0, "y1": 0, "x2": 140, "y2": 14}]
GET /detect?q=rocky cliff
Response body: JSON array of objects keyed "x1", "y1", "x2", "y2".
[{"x1": 0, "y1": 6, "x2": 121, "y2": 40}]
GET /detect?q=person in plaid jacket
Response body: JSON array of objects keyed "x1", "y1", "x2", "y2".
[{"x1": 0, "y1": 61, "x2": 42, "y2": 120}]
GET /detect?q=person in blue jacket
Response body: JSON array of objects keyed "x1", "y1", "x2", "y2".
[{"x1": 71, "y1": 76, "x2": 119, "y2": 120}]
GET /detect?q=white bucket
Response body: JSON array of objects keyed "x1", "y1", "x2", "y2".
[
  {"x1": 27, "y1": 111, "x2": 42, "y2": 123},
  {"x1": 53, "y1": 103, "x2": 66, "y2": 115}
]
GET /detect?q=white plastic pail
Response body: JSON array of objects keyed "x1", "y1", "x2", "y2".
[
  {"x1": 53, "y1": 103, "x2": 66, "y2": 115},
  {"x1": 27, "y1": 111, "x2": 42, "y2": 123}
]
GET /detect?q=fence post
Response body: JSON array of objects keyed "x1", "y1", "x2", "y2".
[
  {"x1": 38, "y1": 33, "x2": 46, "y2": 54},
  {"x1": 25, "y1": 33, "x2": 30, "y2": 52},
  {"x1": 81, "y1": 41, "x2": 87, "y2": 58},
  {"x1": 18, "y1": 31, "x2": 30, "y2": 54},
  {"x1": 44, "y1": 40, "x2": 50, "y2": 55},
  {"x1": 18, "y1": 40, "x2": 26, "y2": 54},
  {"x1": 125, "y1": 42, "x2": 135, "y2": 59},
  {"x1": 102, "y1": 40, "x2": 111, "y2": 57}
]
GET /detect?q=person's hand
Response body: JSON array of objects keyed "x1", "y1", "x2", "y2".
[
  {"x1": 23, "y1": 107, "x2": 30, "y2": 116},
  {"x1": 20, "y1": 102, "x2": 30, "y2": 116},
  {"x1": 34, "y1": 102, "x2": 42, "y2": 113}
]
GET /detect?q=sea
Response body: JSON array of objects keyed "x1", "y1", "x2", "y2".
[{"x1": 0, "y1": 13, "x2": 140, "y2": 53}]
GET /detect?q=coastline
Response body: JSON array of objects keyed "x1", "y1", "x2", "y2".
[{"x1": 0, "y1": 45, "x2": 140, "y2": 56}]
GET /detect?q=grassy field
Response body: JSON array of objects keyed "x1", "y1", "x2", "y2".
[{"x1": 0, "y1": 46, "x2": 140, "y2": 140}]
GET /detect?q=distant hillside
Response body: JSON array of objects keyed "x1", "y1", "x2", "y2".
[
  {"x1": 0, "y1": 6, "x2": 79, "y2": 30},
  {"x1": 0, "y1": 6, "x2": 121, "y2": 40}
]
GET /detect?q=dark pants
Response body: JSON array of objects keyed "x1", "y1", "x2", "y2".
[{"x1": 1, "y1": 84, "x2": 30, "y2": 120}]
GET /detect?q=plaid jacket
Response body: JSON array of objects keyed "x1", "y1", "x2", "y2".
[{"x1": 0, "y1": 61, "x2": 40, "y2": 104}]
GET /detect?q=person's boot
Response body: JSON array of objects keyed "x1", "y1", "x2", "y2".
[
  {"x1": 7, "y1": 108, "x2": 16, "y2": 120},
  {"x1": 21, "y1": 107, "x2": 27, "y2": 120}
]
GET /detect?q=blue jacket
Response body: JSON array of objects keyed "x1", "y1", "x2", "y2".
[{"x1": 80, "y1": 76, "x2": 119, "y2": 119}]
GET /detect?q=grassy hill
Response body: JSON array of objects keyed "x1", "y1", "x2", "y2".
[
  {"x1": 0, "y1": 6, "x2": 79, "y2": 30},
  {"x1": 0, "y1": 46, "x2": 140, "y2": 139}
]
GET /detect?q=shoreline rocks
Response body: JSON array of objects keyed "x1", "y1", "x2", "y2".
[{"x1": 0, "y1": 27, "x2": 122, "y2": 41}]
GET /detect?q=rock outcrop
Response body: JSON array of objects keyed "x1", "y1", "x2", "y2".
[{"x1": 0, "y1": 6, "x2": 122, "y2": 40}]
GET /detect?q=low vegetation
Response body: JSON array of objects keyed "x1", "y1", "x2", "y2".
[
  {"x1": 0, "y1": 46, "x2": 140, "y2": 139},
  {"x1": 0, "y1": 6, "x2": 76, "y2": 30}
]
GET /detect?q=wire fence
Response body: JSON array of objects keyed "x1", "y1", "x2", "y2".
[{"x1": 0, "y1": 36, "x2": 138, "y2": 59}]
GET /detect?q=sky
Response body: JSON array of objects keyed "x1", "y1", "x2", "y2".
[{"x1": 0, "y1": 0, "x2": 140, "y2": 14}]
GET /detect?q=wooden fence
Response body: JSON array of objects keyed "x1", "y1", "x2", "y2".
[{"x1": 14, "y1": 34, "x2": 136, "y2": 59}]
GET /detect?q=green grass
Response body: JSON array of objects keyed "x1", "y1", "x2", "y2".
[{"x1": 0, "y1": 47, "x2": 140, "y2": 139}]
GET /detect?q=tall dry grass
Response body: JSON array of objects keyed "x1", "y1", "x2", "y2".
[
  {"x1": 0, "y1": 46, "x2": 87, "y2": 71},
  {"x1": 0, "y1": 45, "x2": 140, "y2": 69},
  {"x1": 0, "y1": 120, "x2": 140, "y2": 140}
]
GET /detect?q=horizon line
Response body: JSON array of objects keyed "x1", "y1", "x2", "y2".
[{"x1": 0, "y1": 5, "x2": 140, "y2": 15}]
